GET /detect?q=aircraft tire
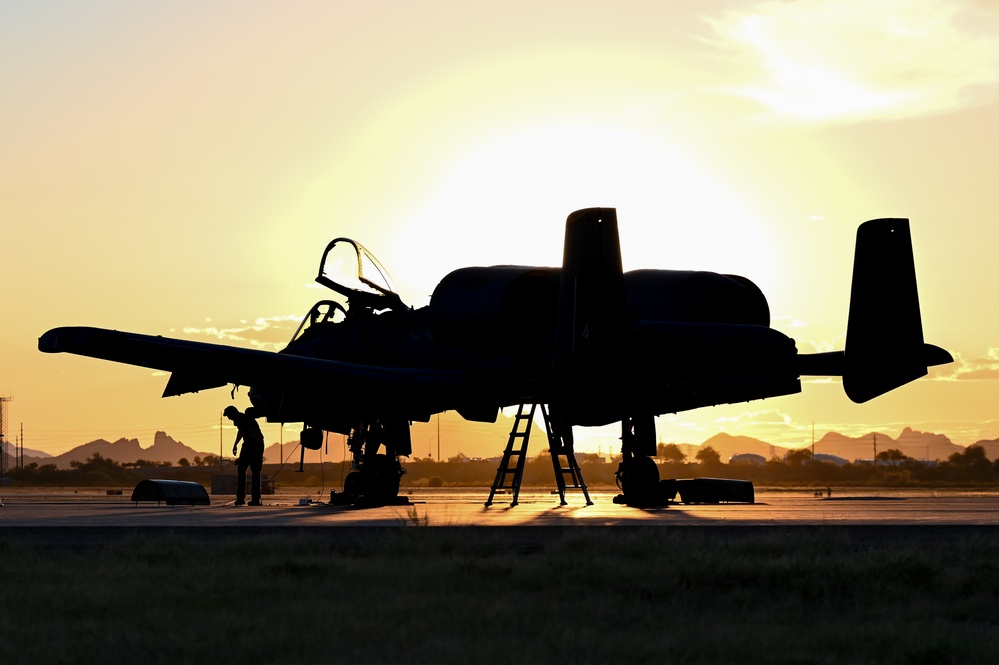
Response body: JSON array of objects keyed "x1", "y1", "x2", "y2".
[
  {"x1": 620, "y1": 455, "x2": 660, "y2": 505},
  {"x1": 365, "y1": 454, "x2": 403, "y2": 500},
  {"x1": 343, "y1": 471, "x2": 364, "y2": 498}
]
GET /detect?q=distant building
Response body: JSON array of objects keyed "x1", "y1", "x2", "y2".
[
  {"x1": 729, "y1": 453, "x2": 766, "y2": 465},
  {"x1": 813, "y1": 453, "x2": 848, "y2": 467}
]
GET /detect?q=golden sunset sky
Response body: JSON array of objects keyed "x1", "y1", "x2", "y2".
[{"x1": 3, "y1": 0, "x2": 998, "y2": 457}]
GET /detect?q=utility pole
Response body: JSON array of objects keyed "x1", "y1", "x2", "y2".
[{"x1": 0, "y1": 395, "x2": 11, "y2": 482}]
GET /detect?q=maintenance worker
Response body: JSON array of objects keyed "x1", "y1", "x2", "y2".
[{"x1": 224, "y1": 406, "x2": 265, "y2": 506}]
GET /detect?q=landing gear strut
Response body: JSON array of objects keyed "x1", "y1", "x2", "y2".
[
  {"x1": 334, "y1": 421, "x2": 408, "y2": 505},
  {"x1": 614, "y1": 415, "x2": 666, "y2": 506},
  {"x1": 612, "y1": 416, "x2": 756, "y2": 506}
]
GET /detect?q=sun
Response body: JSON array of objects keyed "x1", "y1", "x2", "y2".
[{"x1": 390, "y1": 122, "x2": 776, "y2": 307}]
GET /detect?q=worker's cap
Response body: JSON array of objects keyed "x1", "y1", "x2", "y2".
[{"x1": 223, "y1": 405, "x2": 240, "y2": 418}]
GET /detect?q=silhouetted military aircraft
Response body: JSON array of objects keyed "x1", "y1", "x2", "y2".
[{"x1": 39, "y1": 208, "x2": 951, "y2": 504}]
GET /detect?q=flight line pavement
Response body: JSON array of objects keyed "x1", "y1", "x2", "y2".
[{"x1": 3, "y1": 488, "x2": 999, "y2": 548}]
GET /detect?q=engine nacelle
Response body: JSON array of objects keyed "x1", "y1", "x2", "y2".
[
  {"x1": 429, "y1": 266, "x2": 769, "y2": 344},
  {"x1": 624, "y1": 270, "x2": 769, "y2": 327},
  {"x1": 429, "y1": 266, "x2": 560, "y2": 345}
]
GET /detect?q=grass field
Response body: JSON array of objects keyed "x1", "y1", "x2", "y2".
[{"x1": 3, "y1": 527, "x2": 999, "y2": 664}]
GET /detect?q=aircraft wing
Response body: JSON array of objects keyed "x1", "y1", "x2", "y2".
[{"x1": 37, "y1": 326, "x2": 476, "y2": 406}]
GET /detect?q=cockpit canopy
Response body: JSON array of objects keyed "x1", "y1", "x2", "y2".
[
  {"x1": 290, "y1": 238, "x2": 407, "y2": 344},
  {"x1": 316, "y1": 238, "x2": 406, "y2": 312}
]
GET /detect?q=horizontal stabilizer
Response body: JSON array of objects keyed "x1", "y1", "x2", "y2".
[{"x1": 798, "y1": 344, "x2": 952, "y2": 378}]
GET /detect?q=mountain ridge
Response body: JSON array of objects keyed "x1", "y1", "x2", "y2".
[
  {"x1": 685, "y1": 427, "x2": 967, "y2": 463},
  {"x1": 15, "y1": 425, "x2": 999, "y2": 469},
  {"x1": 20, "y1": 431, "x2": 207, "y2": 469}
]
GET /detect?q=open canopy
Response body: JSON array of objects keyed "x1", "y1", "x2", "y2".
[{"x1": 316, "y1": 238, "x2": 406, "y2": 312}]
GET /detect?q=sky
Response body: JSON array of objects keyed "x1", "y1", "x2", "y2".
[{"x1": 3, "y1": 0, "x2": 999, "y2": 458}]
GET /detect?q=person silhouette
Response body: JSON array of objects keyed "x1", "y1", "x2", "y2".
[{"x1": 224, "y1": 406, "x2": 265, "y2": 506}]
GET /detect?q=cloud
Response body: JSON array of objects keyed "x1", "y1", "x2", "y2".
[
  {"x1": 715, "y1": 409, "x2": 793, "y2": 427},
  {"x1": 793, "y1": 335, "x2": 844, "y2": 354},
  {"x1": 771, "y1": 315, "x2": 808, "y2": 329},
  {"x1": 704, "y1": 0, "x2": 999, "y2": 123},
  {"x1": 181, "y1": 315, "x2": 301, "y2": 351},
  {"x1": 801, "y1": 376, "x2": 840, "y2": 385},
  {"x1": 709, "y1": 409, "x2": 816, "y2": 447},
  {"x1": 931, "y1": 348, "x2": 999, "y2": 380}
]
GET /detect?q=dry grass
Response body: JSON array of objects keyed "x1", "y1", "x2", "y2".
[{"x1": 2, "y1": 528, "x2": 998, "y2": 664}]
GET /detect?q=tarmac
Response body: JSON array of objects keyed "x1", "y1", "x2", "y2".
[{"x1": 3, "y1": 487, "x2": 999, "y2": 547}]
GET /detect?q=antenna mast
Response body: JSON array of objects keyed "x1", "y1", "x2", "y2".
[{"x1": 0, "y1": 395, "x2": 11, "y2": 481}]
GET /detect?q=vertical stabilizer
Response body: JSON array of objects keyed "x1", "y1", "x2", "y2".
[
  {"x1": 844, "y1": 218, "x2": 928, "y2": 402},
  {"x1": 552, "y1": 208, "x2": 627, "y2": 377}
]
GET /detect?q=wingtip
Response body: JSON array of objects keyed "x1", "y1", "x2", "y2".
[
  {"x1": 924, "y1": 343, "x2": 953, "y2": 367},
  {"x1": 38, "y1": 327, "x2": 64, "y2": 353},
  {"x1": 38, "y1": 326, "x2": 103, "y2": 353}
]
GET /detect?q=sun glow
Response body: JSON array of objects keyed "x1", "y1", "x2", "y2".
[
  {"x1": 7, "y1": 1, "x2": 987, "y2": 458},
  {"x1": 708, "y1": 0, "x2": 999, "y2": 123},
  {"x1": 391, "y1": 123, "x2": 775, "y2": 306}
]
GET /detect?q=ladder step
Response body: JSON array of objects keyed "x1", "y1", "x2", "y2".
[
  {"x1": 541, "y1": 403, "x2": 592, "y2": 506},
  {"x1": 486, "y1": 402, "x2": 538, "y2": 507}
]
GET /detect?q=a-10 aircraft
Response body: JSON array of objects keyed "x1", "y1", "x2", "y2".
[{"x1": 39, "y1": 208, "x2": 951, "y2": 505}]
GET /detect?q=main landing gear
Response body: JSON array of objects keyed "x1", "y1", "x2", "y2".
[
  {"x1": 614, "y1": 415, "x2": 669, "y2": 507},
  {"x1": 310, "y1": 421, "x2": 408, "y2": 506},
  {"x1": 612, "y1": 415, "x2": 755, "y2": 506}
]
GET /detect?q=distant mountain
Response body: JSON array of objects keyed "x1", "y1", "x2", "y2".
[
  {"x1": 14, "y1": 422, "x2": 993, "y2": 471},
  {"x1": 812, "y1": 431, "x2": 881, "y2": 461},
  {"x1": 263, "y1": 421, "x2": 938, "y2": 467},
  {"x1": 262, "y1": 439, "x2": 338, "y2": 466},
  {"x1": 694, "y1": 433, "x2": 788, "y2": 461},
  {"x1": 22, "y1": 431, "x2": 206, "y2": 469},
  {"x1": 684, "y1": 428, "x2": 970, "y2": 463},
  {"x1": 812, "y1": 428, "x2": 962, "y2": 462},
  {"x1": 1, "y1": 440, "x2": 51, "y2": 459},
  {"x1": 259, "y1": 411, "x2": 551, "y2": 466},
  {"x1": 972, "y1": 438, "x2": 999, "y2": 461},
  {"x1": 894, "y1": 427, "x2": 963, "y2": 461}
]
